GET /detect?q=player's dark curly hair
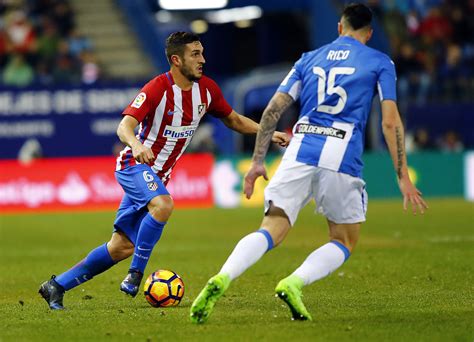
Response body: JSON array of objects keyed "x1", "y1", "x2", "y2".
[
  {"x1": 165, "y1": 31, "x2": 201, "y2": 64},
  {"x1": 342, "y1": 3, "x2": 372, "y2": 30}
]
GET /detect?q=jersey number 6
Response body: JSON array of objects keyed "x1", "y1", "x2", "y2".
[
  {"x1": 143, "y1": 171, "x2": 154, "y2": 182},
  {"x1": 313, "y1": 67, "x2": 355, "y2": 115}
]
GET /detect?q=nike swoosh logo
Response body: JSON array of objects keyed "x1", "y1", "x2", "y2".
[
  {"x1": 167, "y1": 110, "x2": 175, "y2": 116},
  {"x1": 137, "y1": 246, "x2": 151, "y2": 251}
]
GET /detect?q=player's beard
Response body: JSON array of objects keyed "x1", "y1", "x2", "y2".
[{"x1": 180, "y1": 61, "x2": 202, "y2": 82}]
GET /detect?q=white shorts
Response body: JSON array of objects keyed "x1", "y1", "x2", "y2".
[{"x1": 264, "y1": 159, "x2": 368, "y2": 226}]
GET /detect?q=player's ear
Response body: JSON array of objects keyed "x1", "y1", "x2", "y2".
[
  {"x1": 170, "y1": 54, "x2": 181, "y2": 67},
  {"x1": 366, "y1": 28, "x2": 373, "y2": 42},
  {"x1": 337, "y1": 22, "x2": 342, "y2": 35}
]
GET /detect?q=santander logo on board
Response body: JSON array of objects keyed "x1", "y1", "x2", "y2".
[{"x1": 57, "y1": 173, "x2": 91, "y2": 205}]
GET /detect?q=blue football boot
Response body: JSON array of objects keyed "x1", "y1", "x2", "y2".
[
  {"x1": 39, "y1": 275, "x2": 65, "y2": 310},
  {"x1": 120, "y1": 270, "x2": 143, "y2": 297}
]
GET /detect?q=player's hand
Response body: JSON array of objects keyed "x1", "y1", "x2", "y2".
[
  {"x1": 131, "y1": 142, "x2": 155, "y2": 164},
  {"x1": 272, "y1": 131, "x2": 291, "y2": 147},
  {"x1": 243, "y1": 163, "x2": 268, "y2": 199},
  {"x1": 398, "y1": 177, "x2": 428, "y2": 215}
]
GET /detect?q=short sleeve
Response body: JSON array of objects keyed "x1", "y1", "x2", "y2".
[
  {"x1": 122, "y1": 79, "x2": 160, "y2": 122},
  {"x1": 377, "y1": 55, "x2": 397, "y2": 102},
  {"x1": 206, "y1": 78, "x2": 233, "y2": 118},
  {"x1": 277, "y1": 54, "x2": 304, "y2": 101}
]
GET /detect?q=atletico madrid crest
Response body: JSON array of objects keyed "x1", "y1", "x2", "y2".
[
  {"x1": 147, "y1": 182, "x2": 158, "y2": 191},
  {"x1": 198, "y1": 104, "x2": 206, "y2": 117}
]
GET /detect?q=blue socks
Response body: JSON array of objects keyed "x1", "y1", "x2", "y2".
[
  {"x1": 129, "y1": 214, "x2": 165, "y2": 274},
  {"x1": 54, "y1": 214, "x2": 165, "y2": 291},
  {"x1": 55, "y1": 243, "x2": 116, "y2": 291}
]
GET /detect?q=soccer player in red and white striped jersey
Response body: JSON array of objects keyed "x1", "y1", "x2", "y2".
[
  {"x1": 116, "y1": 64, "x2": 234, "y2": 184},
  {"x1": 39, "y1": 32, "x2": 290, "y2": 309}
]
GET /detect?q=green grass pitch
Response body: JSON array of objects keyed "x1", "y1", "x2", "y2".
[{"x1": 1, "y1": 198, "x2": 473, "y2": 341}]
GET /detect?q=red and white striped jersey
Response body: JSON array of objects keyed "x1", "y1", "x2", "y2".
[{"x1": 116, "y1": 72, "x2": 232, "y2": 184}]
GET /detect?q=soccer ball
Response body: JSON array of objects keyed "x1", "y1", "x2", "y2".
[{"x1": 143, "y1": 270, "x2": 185, "y2": 307}]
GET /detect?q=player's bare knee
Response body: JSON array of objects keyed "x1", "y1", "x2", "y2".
[
  {"x1": 268, "y1": 227, "x2": 288, "y2": 247},
  {"x1": 328, "y1": 222, "x2": 360, "y2": 253},
  {"x1": 329, "y1": 233, "x2": 359, "y2": 252},
  {"x1": 262, "y1": 206, "x2": 291, "y2": 247},
  {"x1": 332, "y1": 237, "x2": 355, "y2": 252},
  {"x1": 124, "y1": 246, "x2": 135, "y2": 259},
  {"x1": 148, "y1": 195, "x2": 174, "y2": 222},
  {"x1": 271, "y1": 235, "x2": 283, "y2": 247},
  {"x1": 113, "y1": 248, "x2": 133, "y2": 261},
  {"x1": 107, "y1": 232, "x2": 134, "y2": 261},
  {"x1": 107, "y1": 243, "x2": 130, "y2": 261}
]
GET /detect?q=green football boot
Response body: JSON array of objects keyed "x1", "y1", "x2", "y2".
[
  {"x1": 190, "y1": 273, "x2": 230, "y2": 324},
  {"x1": 275, "y1": 274, "x2": 312, "y2": 321}
]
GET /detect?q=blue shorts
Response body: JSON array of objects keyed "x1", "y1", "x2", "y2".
[{"x1": 113, "y1": 164, "x2": 169, "y2": 244}]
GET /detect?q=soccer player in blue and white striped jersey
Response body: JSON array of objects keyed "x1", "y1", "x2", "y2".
[{"x1": 190, "y1": 3, "x2": 428, "y2": 323}]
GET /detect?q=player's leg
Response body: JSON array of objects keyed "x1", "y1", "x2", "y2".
[
  {"x1": 328, "y1": 220, "x2": 360, "y2": 252},
  {"x1": 39, "y1": 231, "x2": 134, "y2": 310},
  {"x1": 113, "y1": 164, "x2": 172, "y2": 297},
  {"x1": 276, "y1": 222, "x2": 360, "y2": 320},
  {"x1": 218, "y1": 205, "x2": 290, "y2": 280},
  {"x1": 120, "y1": 194, "x2": 172, "y2": 297},
  {"x1": 190, "y1": 205, "x2": 290, "y2": 324},
  {"x1": 190, "y1": 159, "x2": 313, "y2": 323},
  {"x1": 288, "y1": 220, "x2": 359, "y2": 285},
  {"x1": 107, "y1": 231, "x2": 136, "y2": 261},
  {"x1": 276, "y1": 168, "x2": 367, "y2": 320}
]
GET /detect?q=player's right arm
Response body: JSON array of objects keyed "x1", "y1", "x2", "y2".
[
  {"x1": 381, "y1": 100, "x2": 428, "y2": 214},
  {"x1": 244, "y1": 92, "x2": 294, "y2": 199},
  {"x1": 118, "y1": 79, "x2": 161, "y2": 164},
  {"x1": 243, "y1": 56, "x2": 304, "y2": 199},
  {"x1": 117, "y1": 115, "x2": 154, "y2": 164}
]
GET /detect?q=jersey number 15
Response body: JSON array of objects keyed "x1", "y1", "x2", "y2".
[{"x1": 313, "y1": 67, "x2": 355, "y2": 115}]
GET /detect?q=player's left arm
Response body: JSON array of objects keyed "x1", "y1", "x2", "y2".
[
  {"x1": 220, "y1": 110, "x2": 290, "y2": 147},
  {"x1": 381, "y1": 100, "x2": 428, "y2": 214},
  {"x1": 377, "y1": 55, "x2": 427, "y2": 214}
]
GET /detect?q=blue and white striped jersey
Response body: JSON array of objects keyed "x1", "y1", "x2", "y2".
[{"x1": 278, "y1": 36, "x2": 397, "y2": 178}]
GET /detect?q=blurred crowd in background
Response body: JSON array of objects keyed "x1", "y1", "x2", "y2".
[
  {"x1": 362, "y1": 0, "x2": 473, "y2": 153},
  {"x1": 366, "y1": 0, "x2": 474, "y2": 103},
  {"x1": 0, "y1": 0, "x2": 100, "y2": 87},
  {"x1": 0, "y1": 0, "x2": 472, "y2": 153}
]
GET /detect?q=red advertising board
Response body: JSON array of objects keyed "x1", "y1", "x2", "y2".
[{"x1": 0, "y1": 154, "x2": 214, "y2": 213}]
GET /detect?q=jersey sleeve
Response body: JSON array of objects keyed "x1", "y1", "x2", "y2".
[
  {"x1": 377, "y1": 55, "x2": 397, "y2": 102},
  {"x1": 122, "y1": 79, "x2": 159, "y2": 122},
  {"x1": 277, "y1": 54, "x2": 304, "y2": 101},
  {"x1": 206, "y1": 78, "x2": 233, "y2": 118}
]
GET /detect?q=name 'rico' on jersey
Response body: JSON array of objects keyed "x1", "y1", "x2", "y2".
[{"x1": 278, "y1": 36, "x2": 397, "y2": 178}]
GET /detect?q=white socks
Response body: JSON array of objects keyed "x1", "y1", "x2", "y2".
[
  {"x1": 292, "y1": 241, "x2": 350, "y2": 285},
  {"x1": 219, "y1": 230, "x2": 272, "y2": 280},
  {"x1": 218, "y1": 231, "x2": 350, "y2": 287}
]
